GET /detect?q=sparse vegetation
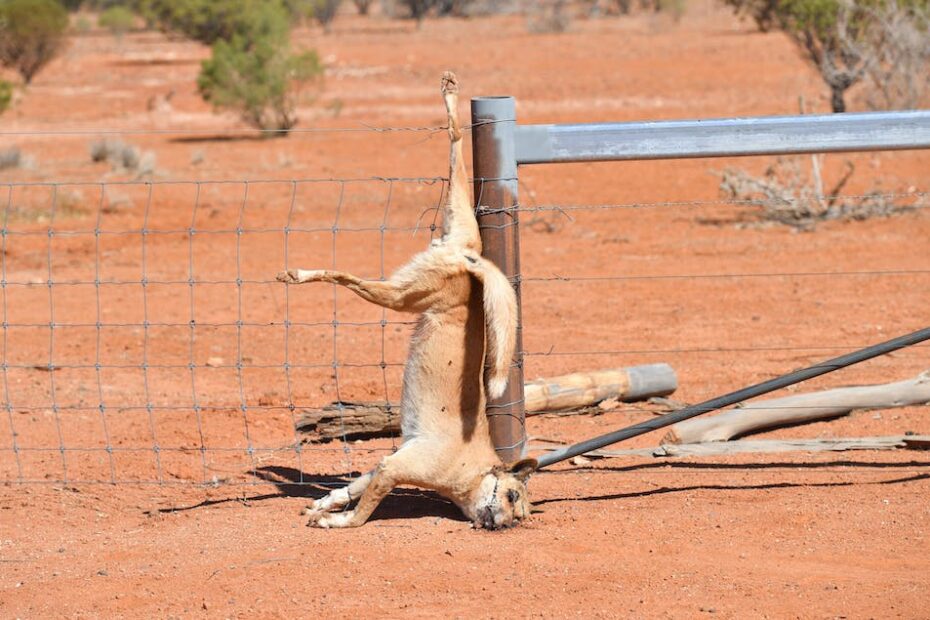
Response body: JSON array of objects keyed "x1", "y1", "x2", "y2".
[
  {"x1": 89, "y1": 138, "x2": 156, "y2": 177},
  {"x1": 5, "y1": 188, "x2": 86, "y2": 223},
  {"x1": 719, "y1": 157, "x2": 923, "y2": 230},
  {"x1": 74, "y1": 14, "x2": 93, "y2": 33},
  {"x1": 306, "y1": 0, "x2": 342, "y2": 30},
  {"x1": 0, "y1": 79, "x2": 12, "y2": 114},
  {"x1": 197, "y1": 1, "x2": 323, "y2": 133},
  {"x1": 0, "y1": 0, "x2": 69, "y2": 84},
  {"x1": 857, "y1": 0, "x2": 930, "y2": 109},
  {"x1": 399, "y1": 0, "x2": 435, "y2": 24},
  {"x1": 141, "y1": 0, "x2": 276, "y2": 44},
  {"x1": 98, "y1": 5, "x2": 136, "y2": 37},
  {"x1": 654, "y1": 0, "x2": 686, "y2": 20},
  {"x1": 352, "y1": 0, "x2": 373, "y2": 13},
  {"x1": 138, "y1": 0, "x2": 325, "y2": 134},
  {"x1": 722, "y1": 0, "x2": 930, "y2": 112},
  {"x1": 0, "y1": 146, "x2": 22, "y2": 170},
  {"x1": 526, "y1": 0, "x2": 572, "y2": 32}
]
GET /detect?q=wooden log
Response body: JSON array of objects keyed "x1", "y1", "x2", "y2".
[
  {"x1": 663, "y1": 371, "x2": 930, "y2": 445},
  {"x1": 529, "y1": 435, "x2": 930, "y2": 459},
  {"x1": 296, "y1": 364, "x2": 678, "y2": 442},
  {"x1": 295, "y1": 402, "x2": 400, "y2": 442},
  {"x1": 524, "y1": 363, "x2": 677, "y2": 413}
]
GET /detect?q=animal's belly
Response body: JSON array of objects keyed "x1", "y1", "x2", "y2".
[{"x1": 399, "y1": 313, "x2": 485, "y2": 439}]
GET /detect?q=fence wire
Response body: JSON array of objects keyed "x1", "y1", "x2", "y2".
[{"x1": 0, "y1": 173, "x2": 927, "y2": 487}]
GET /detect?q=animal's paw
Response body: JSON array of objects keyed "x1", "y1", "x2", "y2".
[
  {"x1": 302, "y1": 503, "x2": 323, "y2": 517},
  {"x1": 307, "y1": 510, "x2": 353, "y2": 529},
  {"x1": 441, "y1": 71, "x2": 458, "y2": 95},
  {"x1": 304, "y1": 496, "x2": 333, "y2": 514},
  {"x1": 276, "y1": 269, "x2": 299, "y2": 283},
  {"x1": 305, "y1": 508, "x2": 328, "y2": 527}
]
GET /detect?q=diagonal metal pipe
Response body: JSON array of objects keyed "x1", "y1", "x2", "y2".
[{"x1": 535, "y1": 326, "x2": 930, "y2": 469}]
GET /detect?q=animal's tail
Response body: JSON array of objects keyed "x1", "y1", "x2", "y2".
[{"x1": 464, "y1": 253, "x2": 517, "y2": 400}]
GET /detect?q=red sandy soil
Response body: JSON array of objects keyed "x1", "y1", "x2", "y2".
[{"x1": 1, "y1": 2, "x2": 929, "y2": 617}]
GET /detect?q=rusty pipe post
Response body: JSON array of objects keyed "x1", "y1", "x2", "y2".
[{"x1": 471, "y1": 96, "x2": 525, "y2": 462}]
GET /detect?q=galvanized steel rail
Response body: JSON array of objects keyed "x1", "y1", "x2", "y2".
[{"x1": 515, "y1": 110, "x2": 930, "y2": 163}]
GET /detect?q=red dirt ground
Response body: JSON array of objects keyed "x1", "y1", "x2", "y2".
[{"x1": 1, "y1": 2, "x2": 929, "y2": 617}]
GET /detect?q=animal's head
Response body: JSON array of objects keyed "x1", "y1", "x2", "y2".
[{"x1": 472, "y1": 458, "x2": 536, "y2": 530}]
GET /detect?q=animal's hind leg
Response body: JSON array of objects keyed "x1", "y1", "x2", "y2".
[
  {"x1": 439, "y1": 71, "x2": 480, "y2": 251},
  {"x1": 305, "y1": 470, "x2": 374, "y2": 515}
]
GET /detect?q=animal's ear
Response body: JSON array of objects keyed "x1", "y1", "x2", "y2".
[{"x1": 508, "y1": 458, "x2": 538, "y2": 482}]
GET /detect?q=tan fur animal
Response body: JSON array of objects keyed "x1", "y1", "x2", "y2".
[{"x1": 277, "y1": 72, "x2": 535, "y2": 529}]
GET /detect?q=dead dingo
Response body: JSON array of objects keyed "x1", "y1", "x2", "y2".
[{"x1": 277, "y1": 72, "x2": 534, "y2": 529}]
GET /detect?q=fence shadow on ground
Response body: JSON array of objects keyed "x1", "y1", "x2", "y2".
[{"x1": 534, "y1": 470, "x2": 930, "y2": 507}]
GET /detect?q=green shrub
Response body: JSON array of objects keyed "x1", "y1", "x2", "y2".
[
  {"x1": 98, "y1": 5, "x2": 136, "y2": 35},
  {"x1": 141, "y1": 0, "x2": 288, "y2": 44},
  {"x1": 74, "y1": 14, "x2": 93, "y2": 33},
  {"x1": 196, "y1": 2, "x2": 322, "y2": 133},
  {"x1": 0, "y1": 0, "x2": 69, "y2": 84},
  {"x1": 0, "y1": 79, "x2": 12, "y2": 114}
]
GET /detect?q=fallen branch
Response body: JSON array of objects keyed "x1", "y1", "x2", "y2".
[
  {"x1": 529, "y1": 435, "x2": 930, "y2": 459},
  {"x1": 296, "y1": 363, "x2": 677, "y2": 441},
  {"x1": 663, "y1": 371, "x2": 930, "y2": 445}
]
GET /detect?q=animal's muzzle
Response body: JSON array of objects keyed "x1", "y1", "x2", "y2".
[{"x1": 475, "y1": 506, "x2": 500, "y2": 530}]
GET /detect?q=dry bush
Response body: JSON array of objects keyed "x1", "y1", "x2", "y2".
[
  {"x1": 526, "y1": 0, "x2": 572, "y2": 32},
  {"x1": 856, "y1": 0, "x2": 930, "y2": 110},
  {"x1": 719, "y1": 157, "x2": 923, "y2": 230},
  {"x1": 89, "y1": 139, "x2": 156, "y2": 177},
  {"x1": 7, "y1": 189, "x2": 85, "y2": 223},
  {"x1": 583, "y1": 0, "x2": 686, "y2": 19},
  {"x1": 0, "y1": 146, "x2": 22, "y2": 170},
  {"x1": 307, "y1": 0, "x2": 342, "y2": 30}
]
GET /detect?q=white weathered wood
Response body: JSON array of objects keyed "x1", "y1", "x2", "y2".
[
  {"x1": 528, "y1": 435, "x2": 930, "y2": 460},
  {"x1": 663, "y1": 372, "x2": 930, "y2": 445},
  {"x1": 653, "y1": 436, "x2": 929, "y2": 456}
]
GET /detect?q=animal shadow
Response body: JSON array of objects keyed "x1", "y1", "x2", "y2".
[{"x1": 254, "y1": 465, "x2": 468, "y2": 524}]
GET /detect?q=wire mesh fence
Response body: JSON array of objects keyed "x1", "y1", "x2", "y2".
[
  {"x1": 2, "y1": 126, "x2": 929, "y2": 487},
  {"x1": 0, "y1": 175, "x2": 456, "y2": 486}
]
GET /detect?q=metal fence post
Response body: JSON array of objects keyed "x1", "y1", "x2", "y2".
[{"x1": 471, "y1": 96, "x2": 525, "y2": 463}]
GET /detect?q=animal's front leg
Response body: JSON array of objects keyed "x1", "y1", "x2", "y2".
[
  {"x1": 304, "y1": 471, "x2": 374, "y2": 515},
  {"x1": 307, "y1": 464, "x2": 397, "y2": 529},
  {"x1": 276, "y1": 268, "x2": 333, "y2": 284},
  {"x1": 277, "y1": 267, "x2": 431, "y2": 312}
]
